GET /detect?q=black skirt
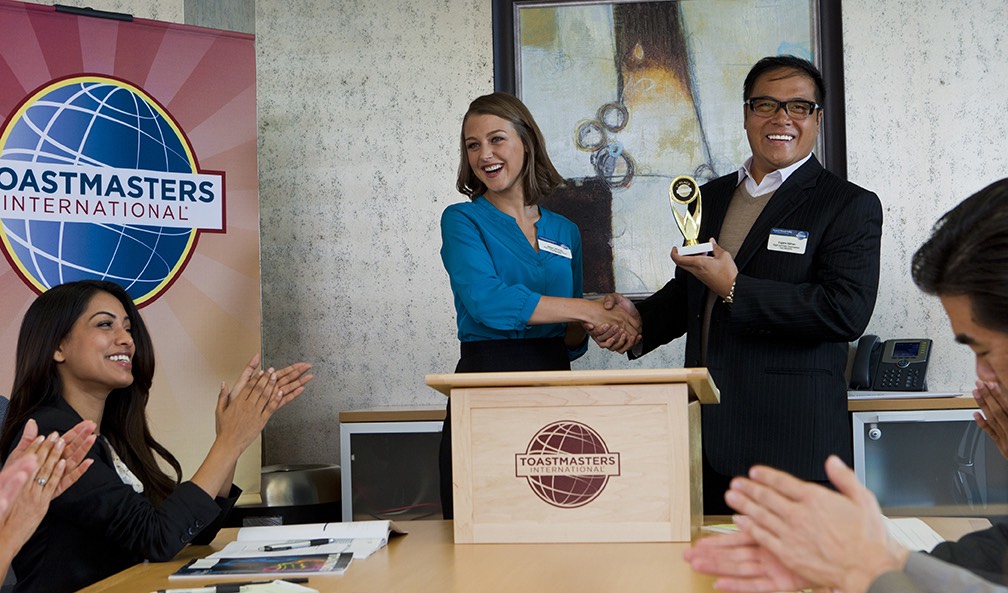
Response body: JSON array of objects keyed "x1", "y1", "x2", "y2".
[
  {"x1": 455, "y1": 336, "x2": 571, "y2": 373},
  {"x1": 439, "y1": 337, "x2": 570, "y2": 518}
]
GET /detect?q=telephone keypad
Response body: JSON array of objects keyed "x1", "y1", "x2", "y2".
[{"x1": 877, "y1": 367, "x2": 922, "y2": 390}]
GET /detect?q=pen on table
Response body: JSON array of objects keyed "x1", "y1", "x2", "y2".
[
  {"x1": 260, "y1": 537, "x2": 334, "y2": 551},
  {"x1": 152, "y1": 577, "x2": 310, "y2": 593}
]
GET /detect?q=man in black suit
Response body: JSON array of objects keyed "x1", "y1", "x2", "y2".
[
  {"x1": 590, "y1": 55, "x2": 883, "y2": 514},
  {"x1": 686, "y1": 179, "x2": 1008, "y2": 591}
]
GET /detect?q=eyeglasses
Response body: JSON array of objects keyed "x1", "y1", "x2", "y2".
[{"x1": 745, "y1": 97, "x2": 820, "y2": 120}]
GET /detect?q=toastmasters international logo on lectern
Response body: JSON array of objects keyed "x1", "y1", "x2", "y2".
[
  {"x1": 515, "y1": 420, "x2": 621, "y2": 508},
  {"x1": 0, "y1": 75, "x2": 225, "y2": 305}
]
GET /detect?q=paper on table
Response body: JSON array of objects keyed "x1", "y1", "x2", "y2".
[
  {"x1": 847, "y1": 391, "x2": 962, "y2": 400},
  {"x1": 701, "y1": 516, "x2": 945, "y2": 554},
  {"x1": 237, "y1": 520, "x2": 404, "y2": 542},
  {"x1": 210, "y1": 538, "x2": 387, "y2": 560},
  {"x1": 232, "y1": 580, "x2": 319, "y2": 593},
  {"x1": 172, "y1": 552, "x2": 352, "y2": 580},
  {"x1": 209, "y1": 520, "x2": 405, "y2": 561},
  {"x1": 700, "y1": 523, "x2": 738, "y2": 535},
  {"x1": 883, "y1": 517, "x2": 945, "y2": 552}
]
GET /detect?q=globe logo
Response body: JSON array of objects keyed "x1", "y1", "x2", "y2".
[
  {"x1": 515, "y1": 420, "x2": 621, "y2": 508},
  {"x1": 0, "y1": 75, "x2": 205, "y2": 305}
]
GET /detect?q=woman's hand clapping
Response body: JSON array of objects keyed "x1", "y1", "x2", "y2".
[
  {"x1": 0, "y1": 418, "x2": 95, "y2": 569},
  {"x1": 197, "y1": 354, "x2": 313, "y2": 498},
  {"x1": 215, "y1": 354, "x2": 313, "y2": 452}
]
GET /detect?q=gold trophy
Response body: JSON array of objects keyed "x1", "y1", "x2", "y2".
[{"x1": 668, "y1": 175, "x2": 712, "y2": 255}]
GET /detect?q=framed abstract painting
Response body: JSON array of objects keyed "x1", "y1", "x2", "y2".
[{"x1": 492, "y1": 0, "x2": 844, "y2": 295}]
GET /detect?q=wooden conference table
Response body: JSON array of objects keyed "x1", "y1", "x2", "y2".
[{"x1": 81, "y1": 517, "x2": 989, "y2": 593}]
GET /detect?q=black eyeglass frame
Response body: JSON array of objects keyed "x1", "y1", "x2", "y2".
[{"x1": 744, "y1": 97, "x2": 822, "y2": 120}]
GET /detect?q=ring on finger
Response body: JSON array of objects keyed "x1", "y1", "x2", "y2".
[{"x1": 36, "y1": 477, "x2": 47, "y2": 486}]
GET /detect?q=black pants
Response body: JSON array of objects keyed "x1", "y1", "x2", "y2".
[
  {"x1": 702, "y1": 453, "x2": 835, "y2": 516},
  {"x1": 701, "y1": 453, "x2": 737, "y2": 517},
  {"x1": 439, "y1": 337, "x2": 570, "y2": 519}
]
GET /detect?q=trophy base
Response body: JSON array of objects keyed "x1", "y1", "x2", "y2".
[{"x1": 676, "y1": 242, "x2": 713, "y2": 256}]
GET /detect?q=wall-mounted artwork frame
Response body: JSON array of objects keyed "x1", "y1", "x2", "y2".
[{"x1": 492, "y1": 0, "x2": 845, "y2": 296}]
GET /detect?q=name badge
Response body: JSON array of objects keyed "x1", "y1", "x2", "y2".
[
  {"x1": 538, "y1": 237, "x2": 572, "y2": 259},
  {"x1": 767, "y1": 228, "x2": 808, "y2": 255}
]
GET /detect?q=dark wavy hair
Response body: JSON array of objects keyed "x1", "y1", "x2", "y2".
[
  {"x1": 0, "y1": 280, "x2": 182, "y2": 505},
  {"x1": 743, "y1": 55, "x2": 826, "y2": 105},
  {"x1": 455, "y1": 92, "x2": 566, "y2": 206},
  {"x1": 912, "y1": 178, "x2": 1008, "y2": 334}
]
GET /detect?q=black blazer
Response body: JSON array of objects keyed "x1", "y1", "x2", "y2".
[
  {"x1": 10, "y1": 399, "x2": 239, "y2": 592},
  {"x1": 635, "y1": 156, "x2": 883, "y2": 480}
]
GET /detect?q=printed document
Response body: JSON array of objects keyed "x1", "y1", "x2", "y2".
[{"x1": 210, "y1": 520, "x2": 406, "y2": 561}]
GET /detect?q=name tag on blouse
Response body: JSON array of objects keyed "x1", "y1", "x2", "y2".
[
  {"x1": 538, "y1": 237, "x2": 572, "y2": 259},
  {"x1": 767, "y1": 228, "x2": 808, "y2": 255}
]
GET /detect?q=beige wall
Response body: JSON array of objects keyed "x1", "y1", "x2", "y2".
[
  {"x1": 842, "y1": 1, "x2": 1008, "y2": 389},
  {"x1": 254, "y1": 0, "x2": 493, "y2": 463},
  {"x1": 16, "y1": 0, "x2": 1008, "y2": 468}
]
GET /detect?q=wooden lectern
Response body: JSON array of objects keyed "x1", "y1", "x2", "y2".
[{"x1": 425, "y1": 369, "x2": 719, "y2": 544}]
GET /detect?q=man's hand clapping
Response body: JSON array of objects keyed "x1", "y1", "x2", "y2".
[{"x1": 974, "y1": 380, "x2": 1008, "y2": 461}]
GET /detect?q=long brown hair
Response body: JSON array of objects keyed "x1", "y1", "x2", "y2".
[
  {"x1": 0, "y1": 280, "x2": 182, "y2": 505},
  {"x1": 456, "y1": 92, "x2": 566, "y2": 206}
]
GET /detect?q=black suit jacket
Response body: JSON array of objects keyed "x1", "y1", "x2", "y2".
[
  {"x1": 10, "y1": 399, "x2": 239, "y2": 593},
  {"x1": 635, "y1": 156, "x2": 882, "y2": 480}
]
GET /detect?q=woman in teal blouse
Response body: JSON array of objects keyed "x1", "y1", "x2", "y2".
[{"x1": 437, "y1": 93, "x2": 640, "y2": 517}]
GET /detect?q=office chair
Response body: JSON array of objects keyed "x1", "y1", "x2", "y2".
[{"x1": 953, "y1": 421, "x2": 983, "y2": 509}]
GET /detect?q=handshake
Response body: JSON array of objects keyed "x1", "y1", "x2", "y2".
[{"x1": 581, "y1": 293, "x2": 642, "y2": 354}]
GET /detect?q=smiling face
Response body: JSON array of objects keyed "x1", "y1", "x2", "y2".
[
  {"x1": 54, "y1": 290, "x2": 135, "y2": 398},
  {"x1": 941, "y1": 294, "x2": 1008, "y2": 388},
  {"x1": 463, "y1": 113, "x2": 528, "y2": 202},
  {"x1": 743, "y1": 67, "x2": 821, "y2": 184}
]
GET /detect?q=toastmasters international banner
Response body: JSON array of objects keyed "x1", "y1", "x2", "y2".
[{"x1": 0, "y1": 0, "x2": 263, "y2": 495}]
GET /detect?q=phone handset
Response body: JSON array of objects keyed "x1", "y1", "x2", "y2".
[{"x1": 850, "y1": 334, "x2": 881, "y2": 390}]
